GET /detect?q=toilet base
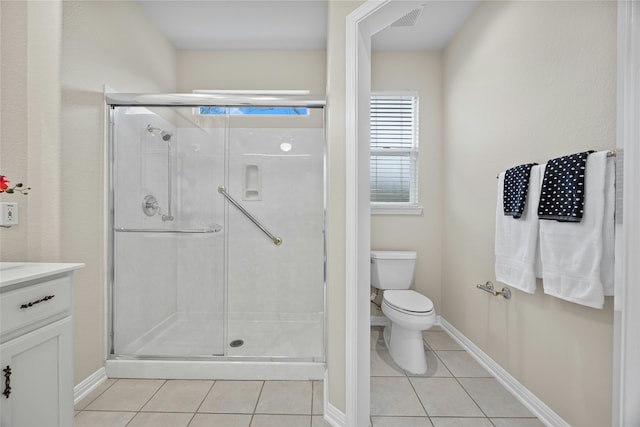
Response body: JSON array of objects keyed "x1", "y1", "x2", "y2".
[{"x1": 383, "y1": 324, "x2": 428, "y2": 375}]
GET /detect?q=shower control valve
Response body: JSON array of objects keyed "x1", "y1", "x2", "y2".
[{"x1": 142, "y1": 194, "x2": 160, "y2": 217}]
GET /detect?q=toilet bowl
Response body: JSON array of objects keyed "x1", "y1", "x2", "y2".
[
  {"x1": 371, "y1": 250, "x2": 436, "y2": 374},
  {"x1": 381, "y1": 289, "x2": 435, "y2": 374}
]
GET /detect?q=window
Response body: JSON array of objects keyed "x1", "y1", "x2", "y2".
[
  {"x1": 198, "y1": 106, "x2": 308, "y2": 116},
  {"x1": 193, "y1": 90, "x2": 311, "y2": 116},
  {"x1": 370, "y1": 92, "x2": 420, "y2": 213}
]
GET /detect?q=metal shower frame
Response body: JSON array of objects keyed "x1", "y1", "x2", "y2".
[{"x1": 105, "y1": 92, "x2": 327, "y2": 364}]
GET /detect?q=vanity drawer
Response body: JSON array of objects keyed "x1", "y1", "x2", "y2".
[{"x1": 1, "y1": 276, "x2": 72, "y2": 338}]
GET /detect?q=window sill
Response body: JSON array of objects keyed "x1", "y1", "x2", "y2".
[{"x1": 371, "y1": 205, "x2": 424, "y2": 216}]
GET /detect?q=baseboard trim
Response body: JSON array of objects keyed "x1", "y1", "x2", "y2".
[
  {"x1": 324, "y1": 401, "x2": 347, "y2": 427},
  {"x1": 439, "y1": 318, "x2": 570, "y2": 427},
  {"x1": 323, "y1": 370, "x2": 347, "y2": 427},
  {"x1": 74, "y1": 366, "x2": 108, "y2": 405},
  {"x1": 370, "y1": 315, "x2": 388, "y2": 327},
  {"x1": 371, "y1": 313, "x2": 443, "y2": 328}
]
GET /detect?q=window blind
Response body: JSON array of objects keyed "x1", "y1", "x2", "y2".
[{"x1": 370, "y1": 94, "x2": 419, "y2": 204}]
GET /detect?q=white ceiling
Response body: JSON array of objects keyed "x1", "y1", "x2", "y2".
[
  {"x1": 373, "y1": 1, "x2": 479, "y2": 51},
  {"x1": 136, "y1": 0, "x2": 479, "y2": 51}
]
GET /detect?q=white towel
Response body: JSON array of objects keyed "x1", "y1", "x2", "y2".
[
  {"x1": 495, "y1": 165, "x2": 543, "y2": 294},
  {"x1": 601, "y1": 155, "x2": 615, "y2": 296},
  {"x1": 539, "y1": 151, "x2": 614, "y2": 308}
]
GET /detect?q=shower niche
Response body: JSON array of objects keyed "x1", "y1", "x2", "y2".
[
  {"x1": 242, "y1": 163, "x2": 261, "y2": 200},
  {"x1": 107, "y1": 95, "x2": 325, "y2": 378}
]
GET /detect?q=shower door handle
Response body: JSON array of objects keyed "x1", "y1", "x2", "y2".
[{"x1": 218, "y1": 186, "x2": 282, "y2": 246}]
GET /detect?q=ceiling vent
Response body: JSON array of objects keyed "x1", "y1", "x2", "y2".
[{"x1": 390, "y1": 7, "x2": 424, "y2": 27}]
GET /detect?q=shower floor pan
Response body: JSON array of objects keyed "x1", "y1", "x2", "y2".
[{"x1": 107, "y1": 313, "x2": 325, "y2": 380}]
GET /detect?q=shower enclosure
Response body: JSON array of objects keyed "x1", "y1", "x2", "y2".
[{"x1": 106, "y1": 93, "x2": 325, "y2": 379}]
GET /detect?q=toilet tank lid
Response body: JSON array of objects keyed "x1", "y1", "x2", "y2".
[{"x1": 371, "y1": 250, "x2": 417, "y2": 260}]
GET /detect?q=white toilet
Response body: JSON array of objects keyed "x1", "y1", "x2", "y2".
[{"x1": 371, "y1": 250, "x2": 436, "y2": 374}]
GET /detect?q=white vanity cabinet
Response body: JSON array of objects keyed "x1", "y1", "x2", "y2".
[{"x1": 0, "y1": 263, "x2": 83, "y2": 427}]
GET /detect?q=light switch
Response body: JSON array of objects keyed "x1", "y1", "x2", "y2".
[{"x1": 0, "y1": 202, "x2": 19, "y2": 227}]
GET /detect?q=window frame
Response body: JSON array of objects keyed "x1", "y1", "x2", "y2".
[{"x1": 370, "y1": 91, "x2": 423, "y2": 215}]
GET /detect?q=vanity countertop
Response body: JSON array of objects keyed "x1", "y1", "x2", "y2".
[{"x1": 0, "y1": 262, "x2": 85, "y2": 290}]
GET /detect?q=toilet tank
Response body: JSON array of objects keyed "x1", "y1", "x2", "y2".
[{"x1": 370, "y1": 250, "x2": 417, "y2": 290}]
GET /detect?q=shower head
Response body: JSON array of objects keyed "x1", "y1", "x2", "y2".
[{"x1": 147, "y1": 124, "x2": 172, "y2": 141}]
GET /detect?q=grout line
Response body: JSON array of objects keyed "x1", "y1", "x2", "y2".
[
  {"x1": 184, "y1": 412, "x2": 197, "y2": 427},
  {"x1": 405, "y1": 370, "x2": 430, "y2": 420},
  {"x1": 248, "y1": 380, "x2": 266, "y2": 424},
  {"x1": 451, "y1": 371, "x2": 491, "y2": 420},
  {"x1": 193, "y1": 379, "x2": 216, "y2": 414},
  {"x1": 75, "y1": 377, "x2": 119, "y2": 411},
  {"x1": 421, "y1": 344, "x2": 492, "y2": 419},
  {"x1": 123, "y1": 410, "x2": 134, "y2": 427},
  {"x1": 141, "y1": 379, "x2": 168, "y2": 411},
  {"x1": 123, "y1": 379, "x2": 167, "y2": 427},
  {"x1": 311, "y1": 380, "x2": 316, "y2": 416}
]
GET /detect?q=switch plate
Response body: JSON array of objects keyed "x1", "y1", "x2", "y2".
[{"x1": 0, "y1": 202, "x2": 19, "y2": 226}]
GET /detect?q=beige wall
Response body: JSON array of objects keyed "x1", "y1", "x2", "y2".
[
  {"x1": 442, "y1": 1, "x2": 616, "y2": 425},
  {"x1": 1, "y1": 1, "x2": 62, "y2": 262},
  {"x1": 61, "y1": 0, "x2": 176, "y2": 384},
  {"x1": 177, "y1": 51, "x2": 325, "y2": 93},
  {"x1": 371, "y1": 51, "x2": 443, "y2": 311},
  {"x1": 1, "y1": 0, "x2": 30, "y2": 260}
]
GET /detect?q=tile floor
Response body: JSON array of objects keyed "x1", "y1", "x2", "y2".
[
  {"x1": 370, "y1": 325, "x2": 545, "y2": 427},
  {"x1": 75, "y1": 378, "x2": 328, "y2": 427},
  {"x1": 74, "y1": 325, "x2": 546, "y2": 426}
]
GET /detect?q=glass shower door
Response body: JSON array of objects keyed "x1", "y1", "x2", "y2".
[
  {"x1": 111, "y1": 106, "x2": 226, "y2": 358},
  {"x1": 110, "y1": 101, "x2": 326, "y2": 362},
  {"x1": 224, "y1": 110, "x2": 325, "y2": 360}
]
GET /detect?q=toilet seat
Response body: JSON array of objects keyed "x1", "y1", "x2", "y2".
[{"x1": 383, "y1": 290, "x2": 433, "y2": 314}]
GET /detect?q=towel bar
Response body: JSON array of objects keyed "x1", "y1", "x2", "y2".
[
  {"x1": 496, "y1": 150, "x2": 616, "y2": 178},
  {"x1": 476, "y1": 281, "x2": 512, "y2": 299}
]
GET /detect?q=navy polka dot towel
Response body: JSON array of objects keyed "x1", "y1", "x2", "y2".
[
  {"x1": 537, "y1": 151, "x2": 594, "y2": 222},
  {"x1": 503, "y1": 163, "x2": 538, "y2": 219}
]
